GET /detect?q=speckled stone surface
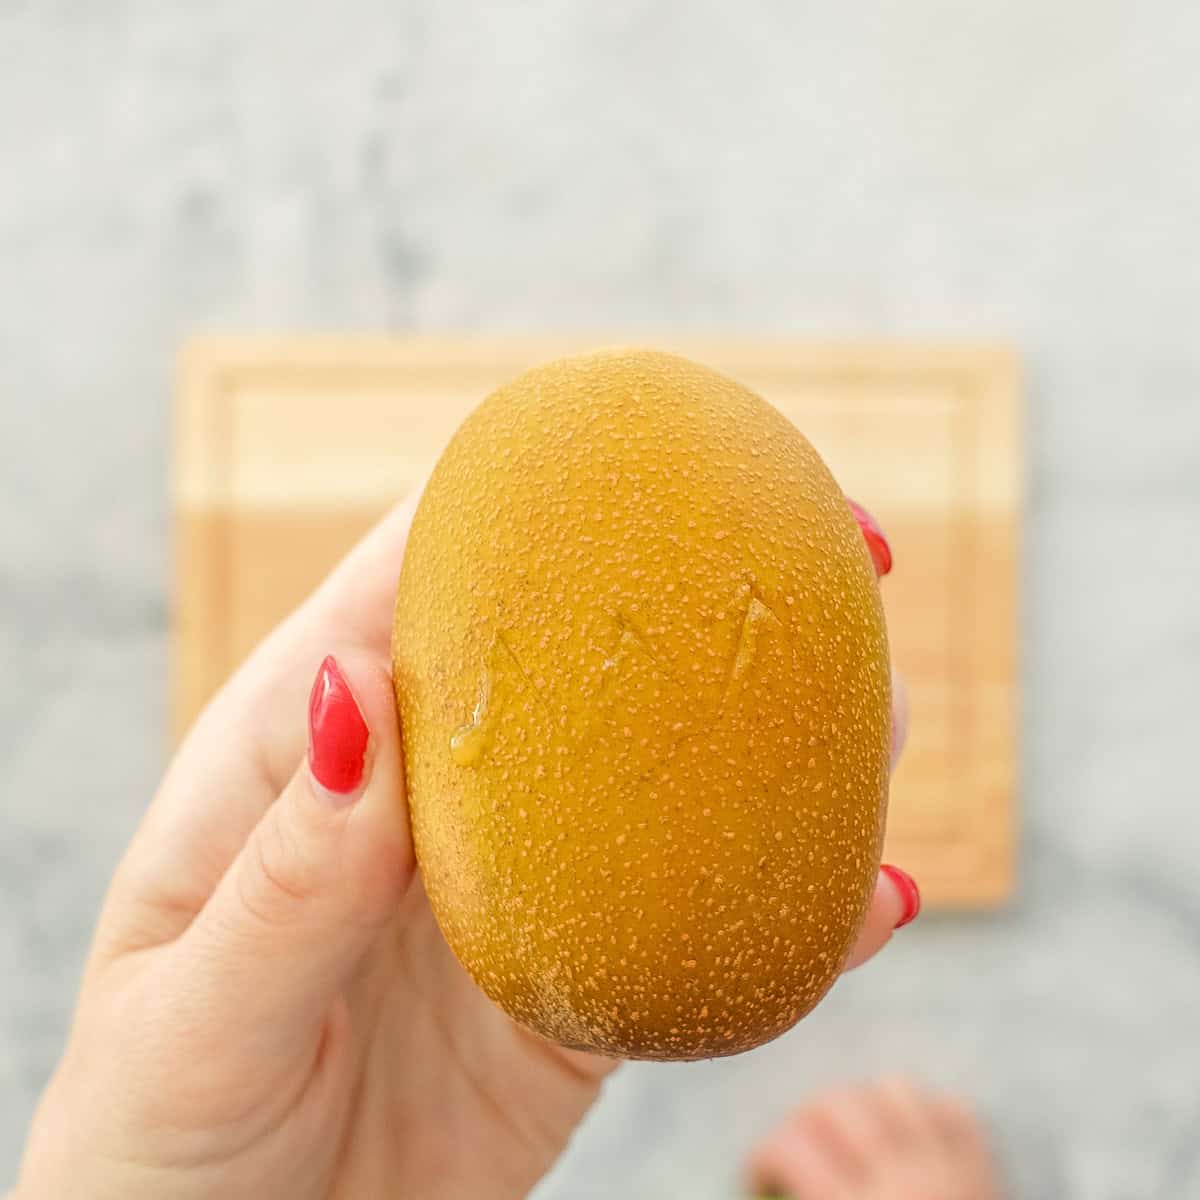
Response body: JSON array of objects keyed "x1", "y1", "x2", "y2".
[{"x1": 3, "y1": 4, "x2": 1200, "y2": 1196}]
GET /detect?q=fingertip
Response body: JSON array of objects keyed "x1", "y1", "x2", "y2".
[
  {"x1": 177, "y1": 653, "x2": 412, "y2": 1051},
  {"x1": 842, "y1": 864, "x2": 921, "y2": 971},
  {"x1": 745, "y1": 1120, "x2": 846, "y2": 1200},
  {"x1": 879, "y1": 864, "x2": 921, "y2": 929},
  {"x1": 304, "y1": 650, "x2": 405, "y2": 809},
  {"x1": 847, "y1": 497, "x2": 893, "y2": 577},
  {"x1": 328, "y1": 654, "x2": 414, "y2": 915}
]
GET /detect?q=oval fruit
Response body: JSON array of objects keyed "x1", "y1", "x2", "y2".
[{"x1": 393, "y1": 349, "x2": 891, "y2": 1060}]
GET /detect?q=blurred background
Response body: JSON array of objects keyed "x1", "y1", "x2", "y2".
[{"x1": 3, "y1": 3, "x2": 1200, "y2": 1197}]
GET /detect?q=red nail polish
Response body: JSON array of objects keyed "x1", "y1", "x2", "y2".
[
  {"x1": 881, "y1": 864, "x2": 921, "y2": 928},
  {"x1": 308, "y1": 656, "x2": 369, "y2": 798},
  {"x1": 847, "y1": 499, "x2": 893, "y2": 577}
]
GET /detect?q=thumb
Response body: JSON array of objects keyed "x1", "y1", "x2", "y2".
[{"x1": 176, "y1": 652, "x2": 413, "y2": 1060}]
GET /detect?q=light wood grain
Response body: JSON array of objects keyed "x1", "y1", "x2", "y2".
[{"x1": 173, "y1": 336, "x2": 1021, "y2": 908}]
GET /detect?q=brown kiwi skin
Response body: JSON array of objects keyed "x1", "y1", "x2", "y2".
[{"x1": 393, "y1": 349, "x2": 891, "y2": 1061}]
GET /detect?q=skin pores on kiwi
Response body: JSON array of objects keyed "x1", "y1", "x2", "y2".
[{"x1": 394, "y1": 349, "x2": 891, "y2": 1061}]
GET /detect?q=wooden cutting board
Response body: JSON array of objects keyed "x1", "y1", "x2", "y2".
[{"x1": 173, "y1": 336, "x2": 1020, "y2": 908}]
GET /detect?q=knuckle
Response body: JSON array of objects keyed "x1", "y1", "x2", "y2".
[{"x1": 239, "y1": 810, "x2": 319, "y2": 928}]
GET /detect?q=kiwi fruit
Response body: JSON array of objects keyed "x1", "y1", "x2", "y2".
[{"x1": 393, "y1": 349, "x2": 890, "y2": 1060}]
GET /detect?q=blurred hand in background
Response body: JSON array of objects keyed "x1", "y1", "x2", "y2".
[{"x1": 747, "y1": 1078, "x2": 1001, "y2": 1200}]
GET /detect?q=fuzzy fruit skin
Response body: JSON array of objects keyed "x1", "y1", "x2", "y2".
[{"x1": 393, "y1": 349, "x2": 891, "y2": 1061}]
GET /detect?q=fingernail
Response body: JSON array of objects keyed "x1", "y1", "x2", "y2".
[
  {"x1": 308, "y1": 655, "x2": 369, "y2": 802},
  {"x1": 881, "y1": 864, "x2": 921, "y2": 928},
  {"x1": 847, "y1": 498, "x2": 892, "y2": 577}
]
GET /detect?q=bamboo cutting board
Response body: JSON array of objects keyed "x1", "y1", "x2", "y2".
[{"x1": 173, "y1": 337, "x2": 1020, "y2": 908}]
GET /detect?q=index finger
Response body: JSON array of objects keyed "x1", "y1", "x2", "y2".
[{"x1": 101, "y1": 482, "x2": 426, "y2": 956}]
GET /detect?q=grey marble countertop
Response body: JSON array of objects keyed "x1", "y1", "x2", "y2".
[{"x1": 4, "y1": 4, "x2": 1200, "y2": 1197}]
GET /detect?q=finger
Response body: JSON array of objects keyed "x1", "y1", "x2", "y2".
[
  {"x1": 846, "y1": 497, "x2": 892, "y2": 578},
  {"x1": 303, "y1": 467, "x2": 434, "y2": 661},
  {"x1": 929, "y1": 1093, "x2": 991, "y2": 1159},
  {"x1": 101, "y1": 484, "x2": 425, "y2": 957},
  {"x1": 848, "y1": 494, "x2": 906, "y2": 769},
  {"x1": 746, "y1": 1118, "x2": 854, "y2": 1200},
  {"x1": 935, "y1": 1097, "x2": 999, "y2": 1197},
  {"x1": 183, "y1": 479, "x2": 426, "y2": 803},
  {"x1": 791, "y1": 1090, "x2": 893, "y2": 1186},
  {"x1": 170, "y1": 651, "x2": 413, "y2": 1060},
  {"x1": 841, "y1": 864, "x2": 921, "y2": 971},
  {"x1": 870, "y1": 1075, "x2": 944, "y2": 1146}
]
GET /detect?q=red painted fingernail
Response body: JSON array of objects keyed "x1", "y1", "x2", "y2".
[
  {"x1": 308, "y1": 655, "x2": 369, "y2": 801},
  {"x1": 847, "y1": 498, "x2": 893, "y2": 577},
  {"x1": 881, "y1": 864, "x2": 921, "y2": 928}
]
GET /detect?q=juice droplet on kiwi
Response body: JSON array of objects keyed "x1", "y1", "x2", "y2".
[{"x1": 450, "y1": 637, "x2": 514, "y2": 767}]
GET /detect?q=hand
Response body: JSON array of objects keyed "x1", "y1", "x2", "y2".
[
  {"x1": 16, "y1": 491, "x2": 917, "y2": 1200},
  {"x1": 745, "y1": 1078, "x2": 1000, "y2": 1200}
]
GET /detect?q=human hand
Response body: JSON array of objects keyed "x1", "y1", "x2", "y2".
[
  {"x1": 745, "y1": 1078, "x2": 1000, "y2": 1200},
  {"x1": 16, "y1": 490, "x2": 917, "y2": 1200}
]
